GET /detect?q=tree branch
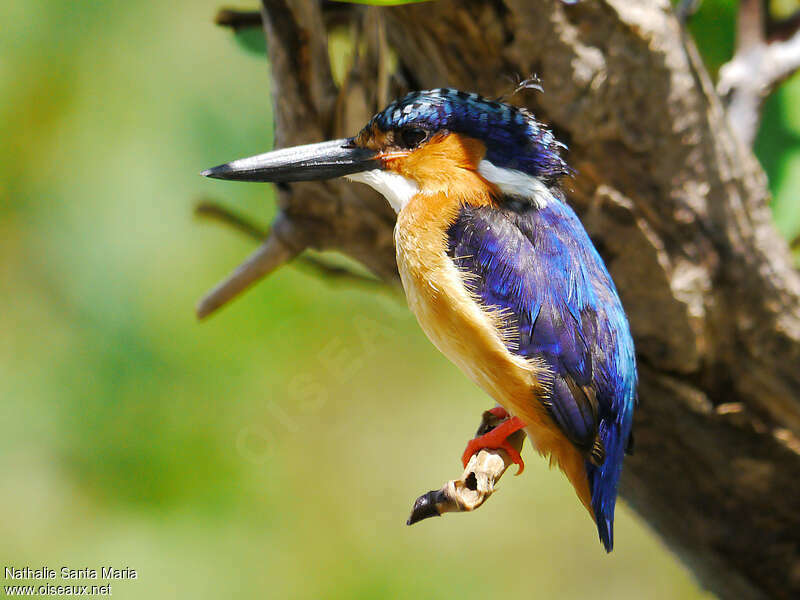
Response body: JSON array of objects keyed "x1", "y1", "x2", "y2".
[
  {"x1": 196, "y1": 215, "x2": 301, "y2": 319},
  {"x1": 675, "y1": 0, "x2": 703, "y2": 24},
  {"x1": 195, "y1": 199, "x2": 269, "y2": 240},
  {"x1": 214, "y1": 8, "x2": 262, "y2": 31},
  {"x1": 718, "y1": 0, "x2": 800, "y2": 146},
  {"x1": 195, "y1": 201, "x2": 384, "y2": 311}
]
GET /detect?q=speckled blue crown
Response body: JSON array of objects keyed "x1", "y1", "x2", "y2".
[{"x1": 366, "y1": 88, "x2": 570, "y2": 182}]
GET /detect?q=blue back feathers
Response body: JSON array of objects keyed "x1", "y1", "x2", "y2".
[
  {"x1": 365, "y1": 88, "x2": 570, "y2": 183},
  {"x1": 447, "y1": 199, "x2": 637, "y2": 552}
]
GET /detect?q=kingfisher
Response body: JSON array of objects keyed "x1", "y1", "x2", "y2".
[{"x1": 202, "y1": 88, "x2": 637, "y2": 551}]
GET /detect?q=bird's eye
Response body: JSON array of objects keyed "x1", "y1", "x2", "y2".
[{"x1": 397, "y1": 127, "x2": 428, "y2": 149}]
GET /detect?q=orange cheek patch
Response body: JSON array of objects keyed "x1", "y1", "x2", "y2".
[
  {"x1": 356, "y1": 130, "x2": 496, "y2": 206},
  {"x1": 388, "y1": 134, "x2": 494, "y2": 205},
  {"x1": 401, "y1": 133, "x2": 486, "y2": 177}
]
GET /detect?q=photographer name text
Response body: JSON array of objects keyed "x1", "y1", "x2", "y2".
[{"x1": 4, "y1": 566, "x2": 137, "y2": 581}]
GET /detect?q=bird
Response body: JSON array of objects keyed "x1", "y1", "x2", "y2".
[{"x1": 202, "y1": 88, "x2": 637, "y2": 552}]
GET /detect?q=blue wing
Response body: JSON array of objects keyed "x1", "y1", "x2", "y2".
[{"x1": 446, "y1": 197, "x2": 637, "y2": 551}]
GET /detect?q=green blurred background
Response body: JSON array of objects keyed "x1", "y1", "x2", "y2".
[{"x1": 1, "y1": 1, "x2": 797, "y2": 598}]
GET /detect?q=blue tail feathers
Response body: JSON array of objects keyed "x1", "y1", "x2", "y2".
[
  {"x1": 587, "y1": 419, "x2": 631, "y2": 553},
  {"x1": 599, "y1": 517, "x2": 614, "y2": 553}
]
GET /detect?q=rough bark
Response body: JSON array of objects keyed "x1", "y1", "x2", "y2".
[{"x1": 206, "y1": 1, "x2": 800, "y2": 598}]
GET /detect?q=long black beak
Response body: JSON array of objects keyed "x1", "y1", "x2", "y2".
[{"x1": 201, "y1": 138, "x2": 380, "y2": 183}]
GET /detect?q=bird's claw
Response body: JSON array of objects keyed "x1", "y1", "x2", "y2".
[{"x1": 461, "y1": 414, "x2": 526, "y2": 475}]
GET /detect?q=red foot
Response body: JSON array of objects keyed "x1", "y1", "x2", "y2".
[
  {"x1": 462, "y1": 411, "x2": 526, "y2": 475},
  {"x1": 487, "y1": 406, "x2": 509, "y2": 420}
]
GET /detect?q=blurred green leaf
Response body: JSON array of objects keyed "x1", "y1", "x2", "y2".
[
  {"x1": 233, "y1": 26, "x2": 267, "y2": 55},
  {"x1": 682, "y1": 0, "x2": 738, "y2": 77}
]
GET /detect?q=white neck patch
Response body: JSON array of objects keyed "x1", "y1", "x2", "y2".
[
  {"x1": 477, "y1": 160, "x2": 552, "y2": 209},
  {"x1": 346, "y1": 170, "x2": 420, "y2": 213}
]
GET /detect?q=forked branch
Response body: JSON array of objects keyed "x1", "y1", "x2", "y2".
[
  {"x1": 718, "y1": 0, "x2": 800, "y2": 145},
  {"x1": 195, "y1": 214, "x2": 301, "y2": 319},
  {"x1": 195, "y1": 201, "x2": 384, "y2": 318}
]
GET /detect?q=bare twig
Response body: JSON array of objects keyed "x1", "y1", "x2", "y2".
[
  {"x1": 374, "y1": 8, "x2": 389, "y2": 110},
  {"x1": 735, "y1": 0, "x2": 765, "y2": 52},
  {"x1": 292, "y1": 254, "x2": 384, "y2": 287},
  {"x1": 196, "y1": 222, "x2": 301, "y2": 319},
  {"x1": 718, "y1": 0, "x2": 800, "y2": 146},
  {"x1": 215, "y1": 8, "x2": 262, "y2": 31},
  {"x1": 675, "y1": 0, "x2": 702, "y2": 24},
  {"x1": 407, "y1": 409, "x2": 525, "y2": 524},
  {"x1": 195, "y1": 201, "x2": 384, "y2": 313},
  {"x1": 195, "y1": 200, "x2": 268, "y2": 240}
]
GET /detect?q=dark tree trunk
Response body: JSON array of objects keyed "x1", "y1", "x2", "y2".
[{"x1": 214, "y1": 2, "x2": 800, "y2": 598}]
